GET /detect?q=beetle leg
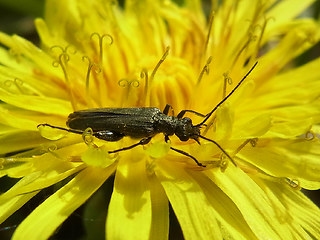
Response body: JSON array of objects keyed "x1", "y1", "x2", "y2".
[
  {"x1": 177, "y1": 109, "x2": 206, "y2": 119},
  {"x1": 165, "y1": 135, "x2": 205, "y2": 167},
  {"x1": 37, "y1": 123, "x2": 84, "y2": 134},
  {"x1": 93, "y1": 131, "x2": 124, "y2": 141},
  {"x1": 198, "y1": 135, "x2": 237, "y2": 167},
  {"x1": 163, "y1": 104, "x2": 174, "y2": 116},
  {"x1": 108, "y1": 137, "x2": 152, "y2": 154},
  {"x1": 170, "y1": 146, "x2": 206, "y2": 167}
]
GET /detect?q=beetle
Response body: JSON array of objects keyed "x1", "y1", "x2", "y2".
[{"x1": 39, "y1": 62, "x2": 257, "y2": 167}]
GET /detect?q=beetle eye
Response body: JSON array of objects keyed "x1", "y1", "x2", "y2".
[
  {"x1": 183, "y1": 117, "x2": 192, "y2": 124},
  {"x1": 178, "y1": 135, "x2": 189, "y2": 141}
]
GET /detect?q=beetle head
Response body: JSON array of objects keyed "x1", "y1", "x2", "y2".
[{"x1": 175, "y1": 117, "x2": 200, "y2": 142}]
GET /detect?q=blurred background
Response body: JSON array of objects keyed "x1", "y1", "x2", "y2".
[{"x1": 0, "y1": 0, "x2": 319, "y2": 239}]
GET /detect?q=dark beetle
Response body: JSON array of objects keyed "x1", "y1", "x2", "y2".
[
  {"x1": 66, "y1": 107, "x2": 199, "y2": 142},
  {"x1": 39, "y1": 62, "x2": 257, "y2": 167}
]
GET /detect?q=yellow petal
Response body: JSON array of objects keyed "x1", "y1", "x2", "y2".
[
  {"x1": 106, "y1": 156, "x2": 152, "y2": 240},
  {"x1": 193, "y1": 173, "x2": 258, "y2": 240},
  {"x1": 190, "y1": 167, "x2": 259, "y2": 239},
  {"x1": 215, "y1": 104, "x2": 234, "y2": 141},
  {"x1": 267, "y1": 118, "x2": 312, "y2": 138},
  {"x1": 209, "y1": 167, "x2": 294, "y2": 239},
  {"x1": 145, "y1": 140, "x2": 171, "y2": 159},
  {"x1": 0, "y1": 106, "x2": 39, "y2": 131},
  {"x1": 239, "y1": 139, "x2": 320, "y2": 189},
  {"x1": 1, "y1": 162, "x2": 84, "y2": 200},
  {"x1": 12, "y1": 166, "x2": 114, "y2": 240},
  {"x1": 156, "y1": 162, "x2": 222, "y2": 240},
  {"x1": 0, "y1": 131, "x2": 48, "y2": 155},
  {"x1": 264, "y1": 180, "x2": 320, "y2": 239},
  {"x1": 0, "y1": 88, "x2": 71, "y2": 115},
  {"x1": 0, "y1": 192, "x2": 39, "y2": 224},
  {"x1": 149, "y1": 171, "x2": 169, "y2": 240},
  {"x1": 233, "y1": 113, "x2": 271, "y2": 139},
  {"x1": 258, "y1": 20, "x2": 319, "y2": 82},
  {"x1": 0, "y1": 137, "x2": 84, "y2": 177},
  {"x1": 35, "y1": 19, "x2": 61, "y2": 48},
  {"x1": 266, "y1": 0, "x2": 315, "y2": 29},
  {"x1": 81, "y1": 145, "x2": 115, "y2": 168},
  {"x1": 264, "y1": 57, "x2": 320, "y2": 90}
]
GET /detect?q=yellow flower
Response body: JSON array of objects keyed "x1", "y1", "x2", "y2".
[{"x1": 1, "y1": 0, "x2": 320, "y2": 239}]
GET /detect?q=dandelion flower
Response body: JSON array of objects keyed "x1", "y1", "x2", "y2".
[{"x1": 1, "y1": 0, "x2": 320, "y2": 239}]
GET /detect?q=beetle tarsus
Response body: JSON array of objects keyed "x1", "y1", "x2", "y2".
[
  {"x1": 170, "y1": 146, "x2": 206, "y2": 167},
  {"x1": 108, "y1": 137, "x2": 152, "y2": 154}
]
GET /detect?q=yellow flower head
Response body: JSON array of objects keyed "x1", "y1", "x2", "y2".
[{"x1": 1, "y1": 0, "x2": 320, "y2": 239}]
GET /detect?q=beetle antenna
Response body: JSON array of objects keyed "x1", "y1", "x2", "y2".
[
  {"x1": 198, "y1": 135, "x2": 237, "y2": 166},
  {"x1": 195, "y1": 62, "x2": 258, "y2": 127}
]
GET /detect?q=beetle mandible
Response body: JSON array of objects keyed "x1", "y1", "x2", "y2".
[{"x1": 39, "y1": 62, "x2": 258, "y2": 167}]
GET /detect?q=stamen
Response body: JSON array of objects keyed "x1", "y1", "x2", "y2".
[
  {"x1": 231, "y1": 33, "x2": 257, "y2": 69},
  {"x1": 305, "y1": 130, "x2": 315, "y2": 140},
  {"x1": 118, "y1": 79, "x2": 140, "y2": 105},
  {"x1": 199, "y1": 135, "x2": 237, "y2": 167},
  {"x1": 233, "y1": 138, "x2": 258, "y2": 155},
  {"x1": 47, "y1": 144, "x2": 63, "y2": 160},
  {"x1": 283, "y1": 178, "x2": 301, "y2": 190},
  {"x1": 140, "y1": 68, "x2": 149, "y2": 106},
  {"x1": 219, "y1": 155, "x2": 228, "y2": 172},
  {"x1": 137, "y1": 47, "x2": 169, "y2": 107},
  {"x1": 90, "y1": 33, "x2": 113, "y2": 64},
  {"x1": 52, "y1": 51, "x2": 77, "y2": 110},
  {"x1": 254, "y1": 17, "x2": 274, "y2": 58},
  {"x1": 118, "y1": 79, "x2": 128, "y2": 87},
  {"x1": 118, "y1": 79, "x2": 140, "y2": 88},
  {"x1": 130, "y1": 80, "x2": 140, "y2": 88},
  {"x1": 50, "y1": 45, "x2": 77, "y2": 56},
  {"x1": 203, "y1": 11, "x2": 215, "y2": 57},
  {"x1": 234, "y1": 139, "x2": 250, "y2": 155},
  {"x1": 82, "y1": 56, "x2": 102, "y2": 107},
  {"x1": 13, "y1": 78, "x2": 24, "y2": 94},
  {"x1": 219, "y1": 2, "x2": 242, "y2": 46},
  {"x1": 253, "y1": 172, "x2": 301, "y2": 190},
  {"x1": 2, "y1": 79, "x2": 24, "y2": 94},
  {"x1": 250, "y1": 138, "x2": 258, "y2": 147},
  {"x1": 222, "y1": 71, "x2": 233, "y2": 98},
  {"x1": 8, "y1": 78, "x2": 41, "y2": 96},
  {"x1": 82, "y1": 128, "x2": 94, "y2": 145},
  {"x1": 47, "y1": 145, "x2": 58, "y2": 152},
  {"x1": 149, "y1": 46, "x2": 170, "y2": 83},
  {"x1": 202, "y1": 116, "x2": 216, "y2": 135},
  {"x1": 52, "y1": 53, "x2": 68, "y2": 68},
  {"x1": 197, "y1": 56, "x2": 213, "y2": 84}
]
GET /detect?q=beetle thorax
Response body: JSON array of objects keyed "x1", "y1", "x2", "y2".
[{"x1": 174, "y1": 117, "x2": 200, "y2": 141}]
